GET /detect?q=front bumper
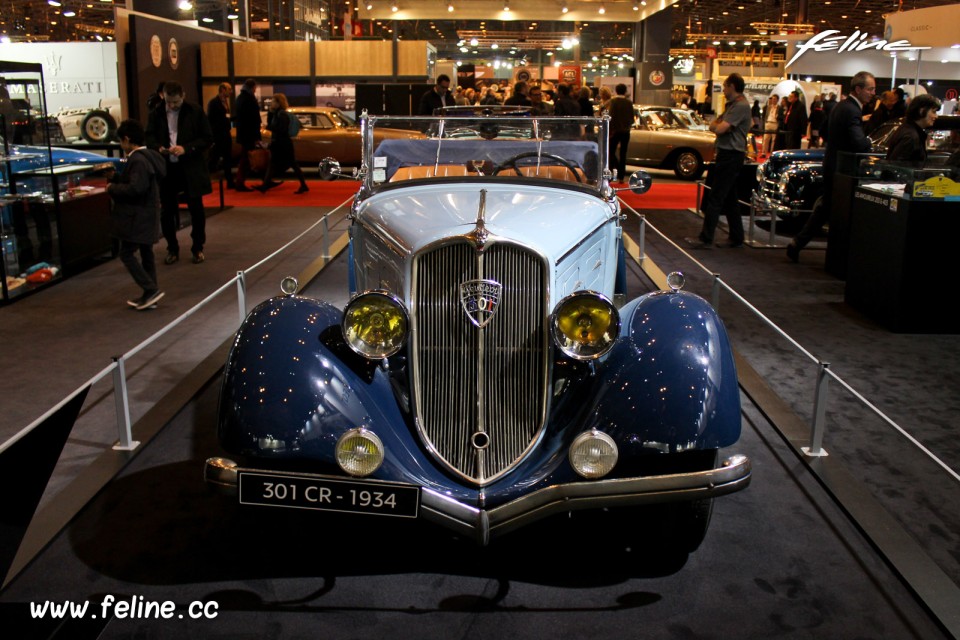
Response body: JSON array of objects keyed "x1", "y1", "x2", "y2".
[{"x1": 205, "y1": 453, "x2": 751, "y2": 545}]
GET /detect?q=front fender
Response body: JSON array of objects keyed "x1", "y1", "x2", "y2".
[
  {"x1": 588, "y1": 290, "x2": 741, "y2": 451},
  {"x1": 218, "y1": 296, "x2": 386, "y2": 456}
]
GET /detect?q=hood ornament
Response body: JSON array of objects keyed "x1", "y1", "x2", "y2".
[
  {"x1": 460, "y1": 279, "x2": 502, "y2": 328},
  {"x1": 465, "y1": 189, "x2": 489, "y2": 249}
]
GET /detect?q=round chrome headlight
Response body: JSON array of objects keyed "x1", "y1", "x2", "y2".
[
  {"x1": 342, "y1": 291, "x2": 408, "y2": 359},
  {"x1": 336, "y1": 428, "x2": 385, "y2": 477},
  {"x1": 569, "y1": 430, "x2": 618, "y2": 479},
  {"x1": 551, "y1": 291, "x2": 620, "y2": 360}
]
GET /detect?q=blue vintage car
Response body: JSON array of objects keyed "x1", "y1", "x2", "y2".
[{"x1": 205, "y1": 113, "x2": 751, "y2": 551}]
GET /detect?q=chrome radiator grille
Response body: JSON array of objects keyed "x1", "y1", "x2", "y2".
[{"x1": 412, "y1": 241, "x2": 548, "y2": 485}]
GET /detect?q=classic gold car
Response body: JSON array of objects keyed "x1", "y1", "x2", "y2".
[
  {"x1": 626, "y1": 106, "x2": 717, "y2": 180},
  {"x1": 260, "y1": 106, "x2": 423, "y2": 166}
]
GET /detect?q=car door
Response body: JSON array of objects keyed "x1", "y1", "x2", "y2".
[{"x1": 627, "y1": 111, "x2": 661, "y2": 165}]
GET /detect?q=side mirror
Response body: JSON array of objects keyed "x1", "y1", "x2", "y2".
[
  {"x1": 627, "y1": 170, "x2": 652, "y2": 194},
  {"x1": 319, "y1": 157, "x2": 342, "y2": 181}
]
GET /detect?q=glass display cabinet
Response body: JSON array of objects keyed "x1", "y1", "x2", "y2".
[{"x1": 1, "y1": 60, "x2": 115, "y2": 304}]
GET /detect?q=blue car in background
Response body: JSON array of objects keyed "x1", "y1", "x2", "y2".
[{"x1": 205, "y1": 112, "x2": 751, "y2": 554}]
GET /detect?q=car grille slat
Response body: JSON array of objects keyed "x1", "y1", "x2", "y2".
[{"x1": 413, "y1": 241, "x2": 547, "y2": 485}]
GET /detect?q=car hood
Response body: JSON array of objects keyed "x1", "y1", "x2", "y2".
[
  {"x1": 357, "y1": 183, "x2": 615, "y2": 258},
  {"x1": 764, "y1": 148, "x2": 824, "y2": 176}
]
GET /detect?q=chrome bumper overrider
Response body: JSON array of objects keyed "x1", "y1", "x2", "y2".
[{"x1": 205, "y1": 454, "x2": 751, "y2": 545}]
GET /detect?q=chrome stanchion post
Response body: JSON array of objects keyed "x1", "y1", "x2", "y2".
[
  {"x1": 236, "y1": 270, "x2": 247, "y2": 326},
  {"x1": 748, "y1": 196, "x2": 757, "y2": 245},
  {"x1": 112, "y1": 356, "x2": 139, "y2": 451},
  {"x1": 803, "y1": 361, "x2": 831, "y2": 457},
  {"x1": 696, "y1": 180, "x2": 703, "y2": 214},
  {"x1": 322, "y1": 215, "x2": 331, "y2": 259},
  {"x1": 711, "y1": 273, "x2": 721, "y2": 311},
  {"x1": 639, "y1": 214, "x2": 646, "y2": 260},
  {"x1": 768, "y1": 207, "x2": 778, "y2": 245}
]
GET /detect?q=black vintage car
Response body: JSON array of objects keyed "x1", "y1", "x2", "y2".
[{"x1": 753, "y1": 114, "x2": 960, "y2": 232}]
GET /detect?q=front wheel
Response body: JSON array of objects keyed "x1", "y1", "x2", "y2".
[
  {"x1": 672, "y1": 150, "x2": 703, "y2": 180},
  {"x1": 80, "y1": 110, "x2": 117, "y2": 143}
]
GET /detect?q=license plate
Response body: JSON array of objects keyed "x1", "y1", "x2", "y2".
[{"x1": 238, "y1": 471, "x2": 420, "y2": 518}]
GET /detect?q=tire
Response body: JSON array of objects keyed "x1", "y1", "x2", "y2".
[
  {"x1": 80, "y1": 110, "x2": 117, "y2": 143},
  {"x1": 672, "y1": 149, "x2": 703, "y2": 180}
]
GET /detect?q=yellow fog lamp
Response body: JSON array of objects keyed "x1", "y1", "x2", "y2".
[
  {"x1": 569, "y1": 430, "x2": 619, "y2": 478},
  {"x1": 342, "y1": 291, "x2": 408, "y2": 359},
  {"x1": 336, "y1": 428, "x2": 385, "y2": 477},
  {"x1": 551, "y1": 291, "x2": 620, "y2": 360}
]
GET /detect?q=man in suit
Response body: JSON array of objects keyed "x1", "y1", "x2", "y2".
[
  {"x1": 780, "y1": 90, "x2": 808, "y2": 149},
  {"x1": 145, "y1": 81, "x2": 213, "y2": 265},
  {"x1": 787, "y1": 71, "x2": 876, "y2": 262},
  {"x1": 418, "y1": 74, "x2": 452, "y2": 115},
  {"x1": 233, "y1": 78, "x2": 262, "y2": 192}
]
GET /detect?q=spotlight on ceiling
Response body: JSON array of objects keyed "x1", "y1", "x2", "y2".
[
  {"x1": 448, "y1": 2, "x2": 454, "y2": 11},
  {"x1": 561, "y1": 2, "x2": 568, "y2": 13},
  {"x1": 503, "y1": 1, "x2": 510, "y2": 12},
  {"x1": 391, "y1": 3, "x2": 398, "y2": 12},
  {"x1": 178, "y1": 1, "x2": 193, "y2": 10},
  {"x1": 598, "y1": 3, "x2": 605, "y2": 14}
]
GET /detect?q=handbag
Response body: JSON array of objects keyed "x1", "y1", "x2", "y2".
[{"x1": 247, "y1": 147, "x2": 270, "y2": 173}]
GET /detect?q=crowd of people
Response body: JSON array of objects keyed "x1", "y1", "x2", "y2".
[{"x1": 105, "y1": 72, "x2": 951, "y2": 309}]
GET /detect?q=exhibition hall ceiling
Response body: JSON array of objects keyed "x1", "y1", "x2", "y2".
[{"x1": 0, "y1": 0, "x2": 956, "y2": 54}]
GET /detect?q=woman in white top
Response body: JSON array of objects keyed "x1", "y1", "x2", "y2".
[{"x1": 761, "y1": 94, "x2": 780, "y2": 156}]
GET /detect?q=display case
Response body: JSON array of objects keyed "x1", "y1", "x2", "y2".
[
  {"x1": 858, "y1": 157, "x2": 960, "y2": 201},
  {"x1": 1, "y1": 61, "x2": 115, "y2": 304}
]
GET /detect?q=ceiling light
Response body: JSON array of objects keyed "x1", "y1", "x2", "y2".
[
  {"x1": 447, "y1": 2, "x2": 453, "y2": 11},
  {"x1": 491, "y1": 43, "x2": 498, "y2": 49},
  {"x1": 633, "y1": 2, "x2": 639, "y2": 9},
  {"x1": 47, "y1": 0, "x2": 61, "y2": 5},
  {"x1": 598, "y1": 3, "x2": 605, "y2": 14},
  {"x1": 366, "y1": 2, "x2": 372, "y2": 8},
  {"x1": 503, "y1": 1, "x2": 510, "y2": 12},
  {"x1": 227, "y1": 13, "x2": 238, "y2": 19},
  {"x1": 178, "y1": 1, "x2": 192, "y2": 9},
  {"x1": 641, "y1": 0, "x2": 646, "y2": 5},
  {"x1": 561, "y1": 2, "x2": 568, "y2": 12},
  {"x1": 63, "y1": 10, "x2": 76, "y2": 16},
  {"x1": 202, "y1": 17, "x2": 214, "y2": 22},
  {"x1": 470, "y1": 37, "x2": 478, "y2": 46}
]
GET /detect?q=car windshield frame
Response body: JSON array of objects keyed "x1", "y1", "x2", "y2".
[{"x1": 359, "y1": 113, "x2": 611, "y2": 196}]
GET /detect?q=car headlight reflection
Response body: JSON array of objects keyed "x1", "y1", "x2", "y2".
[
  {"x1": 342, "y1": 291, "x2": 408, "y2": 359},
  {"x1": 569, "y1": 430, "x2": 618, "y2": 478},
  {"x1": 336, "y1": 428, "x2": 385, "y2": 477},
  {"x1": 551, "y1": 291, "x2": 620, "y2": 360}
]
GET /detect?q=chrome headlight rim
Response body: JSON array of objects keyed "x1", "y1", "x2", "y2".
[
  {"x1": 550, "y1": 290, "x2": 621, "y2": 361},
  {"x1": 569, "y1": 429, "x2": 619, "y2": 479},
  {"x1": 341, "y1": 289, "x2": 409, "y2": 359},
  {"x1": 335, "y1": 427, "x2": 385, "y2": 477}
]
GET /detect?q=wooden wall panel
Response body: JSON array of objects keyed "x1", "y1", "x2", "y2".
[
  {"x1": 201, "y1": 42, "x2": 229, "y2": 77},
  {"x1": 314, "y1": 41, "x2": 393, "y2": 76},
  {"x1": 234, "y1": 42, "x2": 311, "y2": 77},
  {"x1": 396, "y1": 41, "x2": 430, "y2": 77}
]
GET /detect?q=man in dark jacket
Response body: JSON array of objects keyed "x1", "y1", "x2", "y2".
[
  {"x1": 108, "y1": 119, "x2": 167, "y2": 310},
  {"x1": 504, "y1": 81, "x2": 532, "y2": 107},
  {"x1": 787, "y1": 72, "x2": 876, "y2": 262},
  {"x1": 418, "y1": 74, "x2": 452, "y2": 115},
  {"x1": 780, "y1": 90, "x2": 808, "y2": 149},
  {"x1": 233, "y1": 78, "x2": 262, "y2": 191},
  {"x1": 145, "y1": 81, "x2": 213, "y2": 265},
  {"x1": 606, "y1": 83, "x2": 634, "y2": 182},
  {"x1": 207, "y1": 82, "x2": 234, "y2": 188}
]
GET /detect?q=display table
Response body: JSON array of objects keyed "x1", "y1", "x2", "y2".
[{"x1": 845, "y1": 186, "x2": 960, "y2": 333}]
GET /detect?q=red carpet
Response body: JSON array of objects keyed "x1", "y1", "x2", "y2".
[
  {"x1": 619, "y1": 182, "x2": 698, "y2": 210},
  {"x1": 203, "y1": 180, "x2": 361, "y2": 208},
  {"x1": 204, "y1": 180, "x2": 695, "y2": 210}
]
